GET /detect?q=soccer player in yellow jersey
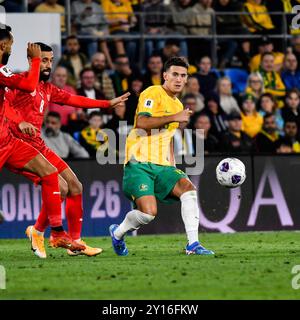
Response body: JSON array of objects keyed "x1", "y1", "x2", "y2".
[{"x1": 109, "y1": 57, "x2": 214, "y2": 256}]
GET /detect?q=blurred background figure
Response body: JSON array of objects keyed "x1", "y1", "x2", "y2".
[{"x1": 42, "y1": 112, "x2": 89, "y2": 159}]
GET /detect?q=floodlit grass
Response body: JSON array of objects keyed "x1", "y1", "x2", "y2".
[{"x1": 0, "y1": 232, "x2": 300, "y2": 300}]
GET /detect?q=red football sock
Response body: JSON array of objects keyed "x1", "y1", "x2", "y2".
[
  {"x1": 40, "y1": 172, "x2": 63, "y2": 228},
  {"x1": 65, "y1": 194, "x2": 83, "y2": 240},
  {"x1": 34, "y1": 204, "x2": 49, "y2": 232}
]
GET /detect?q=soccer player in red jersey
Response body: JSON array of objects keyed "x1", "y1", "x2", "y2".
[
  {"x1": 5, "y1": 42, "x2": 130, "y2": 258},
  {"x1": 0, "y1": 25, "x2": 85, "y2": 256}
]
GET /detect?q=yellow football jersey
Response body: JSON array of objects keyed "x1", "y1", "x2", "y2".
[{"x1": 125, "y1": 85, "x2": 183, "y2": 166}]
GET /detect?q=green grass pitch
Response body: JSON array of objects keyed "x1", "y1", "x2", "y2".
[{"x1": 0, "y1": 231, "x2": 300, "y2": 300}]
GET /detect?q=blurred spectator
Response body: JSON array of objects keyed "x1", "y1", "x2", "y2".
[
  {"x1": 245, "y1": 72, "x2": 264, "y2": 99},
  {"x1": 105, "y1": 102, "x2": 128, "y2": 135},
  {"x1": 188, "y1": 0, "x2": 214, "y2": 61},
  {"x1": 290, "y1": 36, "x2": 300, "y2": 70},
  {"x1": 155, "y1": 39, "x2": 181, "y2": 65},
  {"x1": 42, "y1": 112, "x2": 89, "y2": 159},
  {"x1": 170, "y1": 0, "x2": 193, "y2": 35},
  {"x1": 35, "y1": 0, "x2": 65, "y2": 33},
  {"x1": 249, "y1": 36, "x2": 284, "y2": 73},
  {"x1": 110, "y1": 54, "x2": 138, "y2": 96},
  {"x1": 80, "y1": 111, "x2": 109, "y2": 158},
  {"x1": 276, "y1": 137, "x2": 293, "y2": 154},
  {"x1": 240, "y1": 93, "x2": 263, "y2": 138},
  {"x1": 169, "y1": 0, "x2": 193, "y2": 57},
  {"x1": 257, "y1": 93, "x2": 284, "y2": 133},
  {"x1": 144, "y1": 0, "x2": 173, "y2": 60},
  {"x1": 192, "y1": 113, "x2": 219, "y2": 154},
  {"x1": 282, "y1": 89, "x2": 300, "y2": 131},
  {"x1": 255, "y1": 113, "x2": 279, "y2": 153},
  {"x1": 279, "y1": 119, "x2": 300, "y2": 153},
  {"x1": 182, "y1": 93, "x2": 198, "y2": 115},
  {"x1": 48, "y1": 66, "x2": 78, "y2": 127},
  {"x1": 217, "y1": 77, "x2": 240, "y2": 115},
  {"x1": 189, "y1": 0, "x2": 213, "y2": 36},
  {"x1": 58, "y1": 35, "x2": 88, "y2": 87},
  {"x1": 90, "y1": 52, "x2": 116, "y2": 100},
  {"x1": 102, "y1": 0, "x2": 137, "y2": 62},
  {"x1": 77, "y1": 67, "x2": 106, "y2": 116},
  {"x1": 142, "y1": 54, "x2": 163, "y2": 89},
  {"x1": 125, "y1": 76, "x2": 144, "y2": 125},
  {"x1": 183, "y1": 75, "x2": 205, "y2": 112},
  {"x1": 214, "y1": 0, "x2": 250, "y2": 69},
  {"x1": 204, "y1": 92, "x2": 228, "y2": 139},
  {"x1": 71, "y1": 0, "x2": 110, "y2": 59},
  {"x1": 258, "y1": 52, "x2": 286, "y2": 100},
  {"x1": 242, "y1": 0, "x2": 275, "y2": 35},
  {"x1": 281, "y1": 52, "x2": 300, "y2": 90},
  {"x1": 221, "y1": 112, "x2": 253, "y2": 153},
  {"x1": 193, "y1": 56, "x2": 218, "y2": 99}
]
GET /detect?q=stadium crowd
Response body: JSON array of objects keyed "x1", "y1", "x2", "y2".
[{"x1": 3, "y1": 0, "x2": 300, "y2": 157}]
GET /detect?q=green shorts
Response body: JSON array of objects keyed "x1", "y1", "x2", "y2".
[{"x1": 123, "y1": 161, "x2": 188, "y2": 205}]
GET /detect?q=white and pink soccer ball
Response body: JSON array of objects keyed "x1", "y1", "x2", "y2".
[{"x1": 216, "y1": 158, "x2": 246, "y2": 188}]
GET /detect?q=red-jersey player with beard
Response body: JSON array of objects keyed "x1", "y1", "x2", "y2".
[
  {"x1": 0, "y1": 26, "x2": 85, "y2": 256},
  {"x1": 5, "y1": 42, "x2": 130, "y2": 258}
]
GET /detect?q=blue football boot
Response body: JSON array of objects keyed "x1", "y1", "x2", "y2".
[
  {"x1": 185, "y1": 241, "x2": 215, "y2": 255},
  {"x1": 109, "y1": 224, "x2": 129, "y2": 256}
]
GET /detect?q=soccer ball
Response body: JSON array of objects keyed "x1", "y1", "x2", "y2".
[{"x1": 216, "y1": 158, "x2": 246, "y2": 188}]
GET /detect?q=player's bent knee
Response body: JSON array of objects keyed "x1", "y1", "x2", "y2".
[
  {"x1": 178, "y1": 179, "x2": 196, "y2": 194},
  {"x1": 138, "y1": 205, "x2": 157, "y2": 216},
  {"x1": 68, "y1": 179, "x2": 83, "y2": 195}
]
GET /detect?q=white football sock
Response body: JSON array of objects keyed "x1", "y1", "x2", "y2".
[
  {"x1": 114, "y1": 209, "x2": 155, "y2": 240},
  {"x1": 180, "y1": 190, "x2": 200, "y2": 245}
]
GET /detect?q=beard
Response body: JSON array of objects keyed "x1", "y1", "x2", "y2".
[
  {"x1": 40, "y1": 68, "x2": 51, "y2": 82},
  {"x1": 92, "y1": 64, "x2": 104, "y2": 74},
  {"x1": 2, "y1": 52, "x2": 11, "y2": 65}
]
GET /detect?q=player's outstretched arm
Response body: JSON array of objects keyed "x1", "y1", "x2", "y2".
[
  {"x1": 52, "y1": 88, "x2": 130, "y2": 109},
  {"x1": 0, "y1": 43, "x2": 42, "y2": 92},
  {"x1": 136, "y1": 109, "x2": 192, "y2": 130}
]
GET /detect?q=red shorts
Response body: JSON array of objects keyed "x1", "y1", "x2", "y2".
[
  {"x1": 5, "y1": 143, "x2": 69, "y2": 185},
  {"x1": 0, "y1": 138, "x2": 39, "y2": 171}
]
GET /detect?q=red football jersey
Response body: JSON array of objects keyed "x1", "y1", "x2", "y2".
[
  {"x1": 0, "y1": 62, "x2": 40, "y2": 148},
  {"x1": 6, "y1": 79, "x2": 71, "y2": 150}
]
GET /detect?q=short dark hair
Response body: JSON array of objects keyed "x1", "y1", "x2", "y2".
[
  {"x1": 183, "y1": 93, "x2": 197, "y2": 101},
  {"x1": 286, "y1": 88, "x2": 300, "y2": 98},
  {"x1": 148, "y1": 53, "x2": 162, "y2": 61},
  {"x1": 34, "y1": 42, "x2": 53, "y2": 52},
  {"x1": 261, "y1": 52, "x2": 274, "y2": 60},
  {"x1": 66, "y1": 35, "x2": 78, "y2": 42},
  {"x1": 284, "y1": 118, "x2": 298, "y2": 126},
  {"x1": 164, "y1": 56, "x2": 189, "y2": 72},
  {"x1": 165, "y1": 38, "x2": 180, "y2": 48},
  {"x1": 88, "y1": 111, "x2": 102, "y2": 120},
  {"x1": 264, "y1": 112, "x2": 275, "y2": 121},
  {"x1": 47, "y1": 111, "x2": 61, "y2": 121},
  {"x1": 0, "y1": 24, "x2": 12, "y2": 41},
  {"x1": 80, "y1": 67, "x2": 95, "y2": 79}
]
